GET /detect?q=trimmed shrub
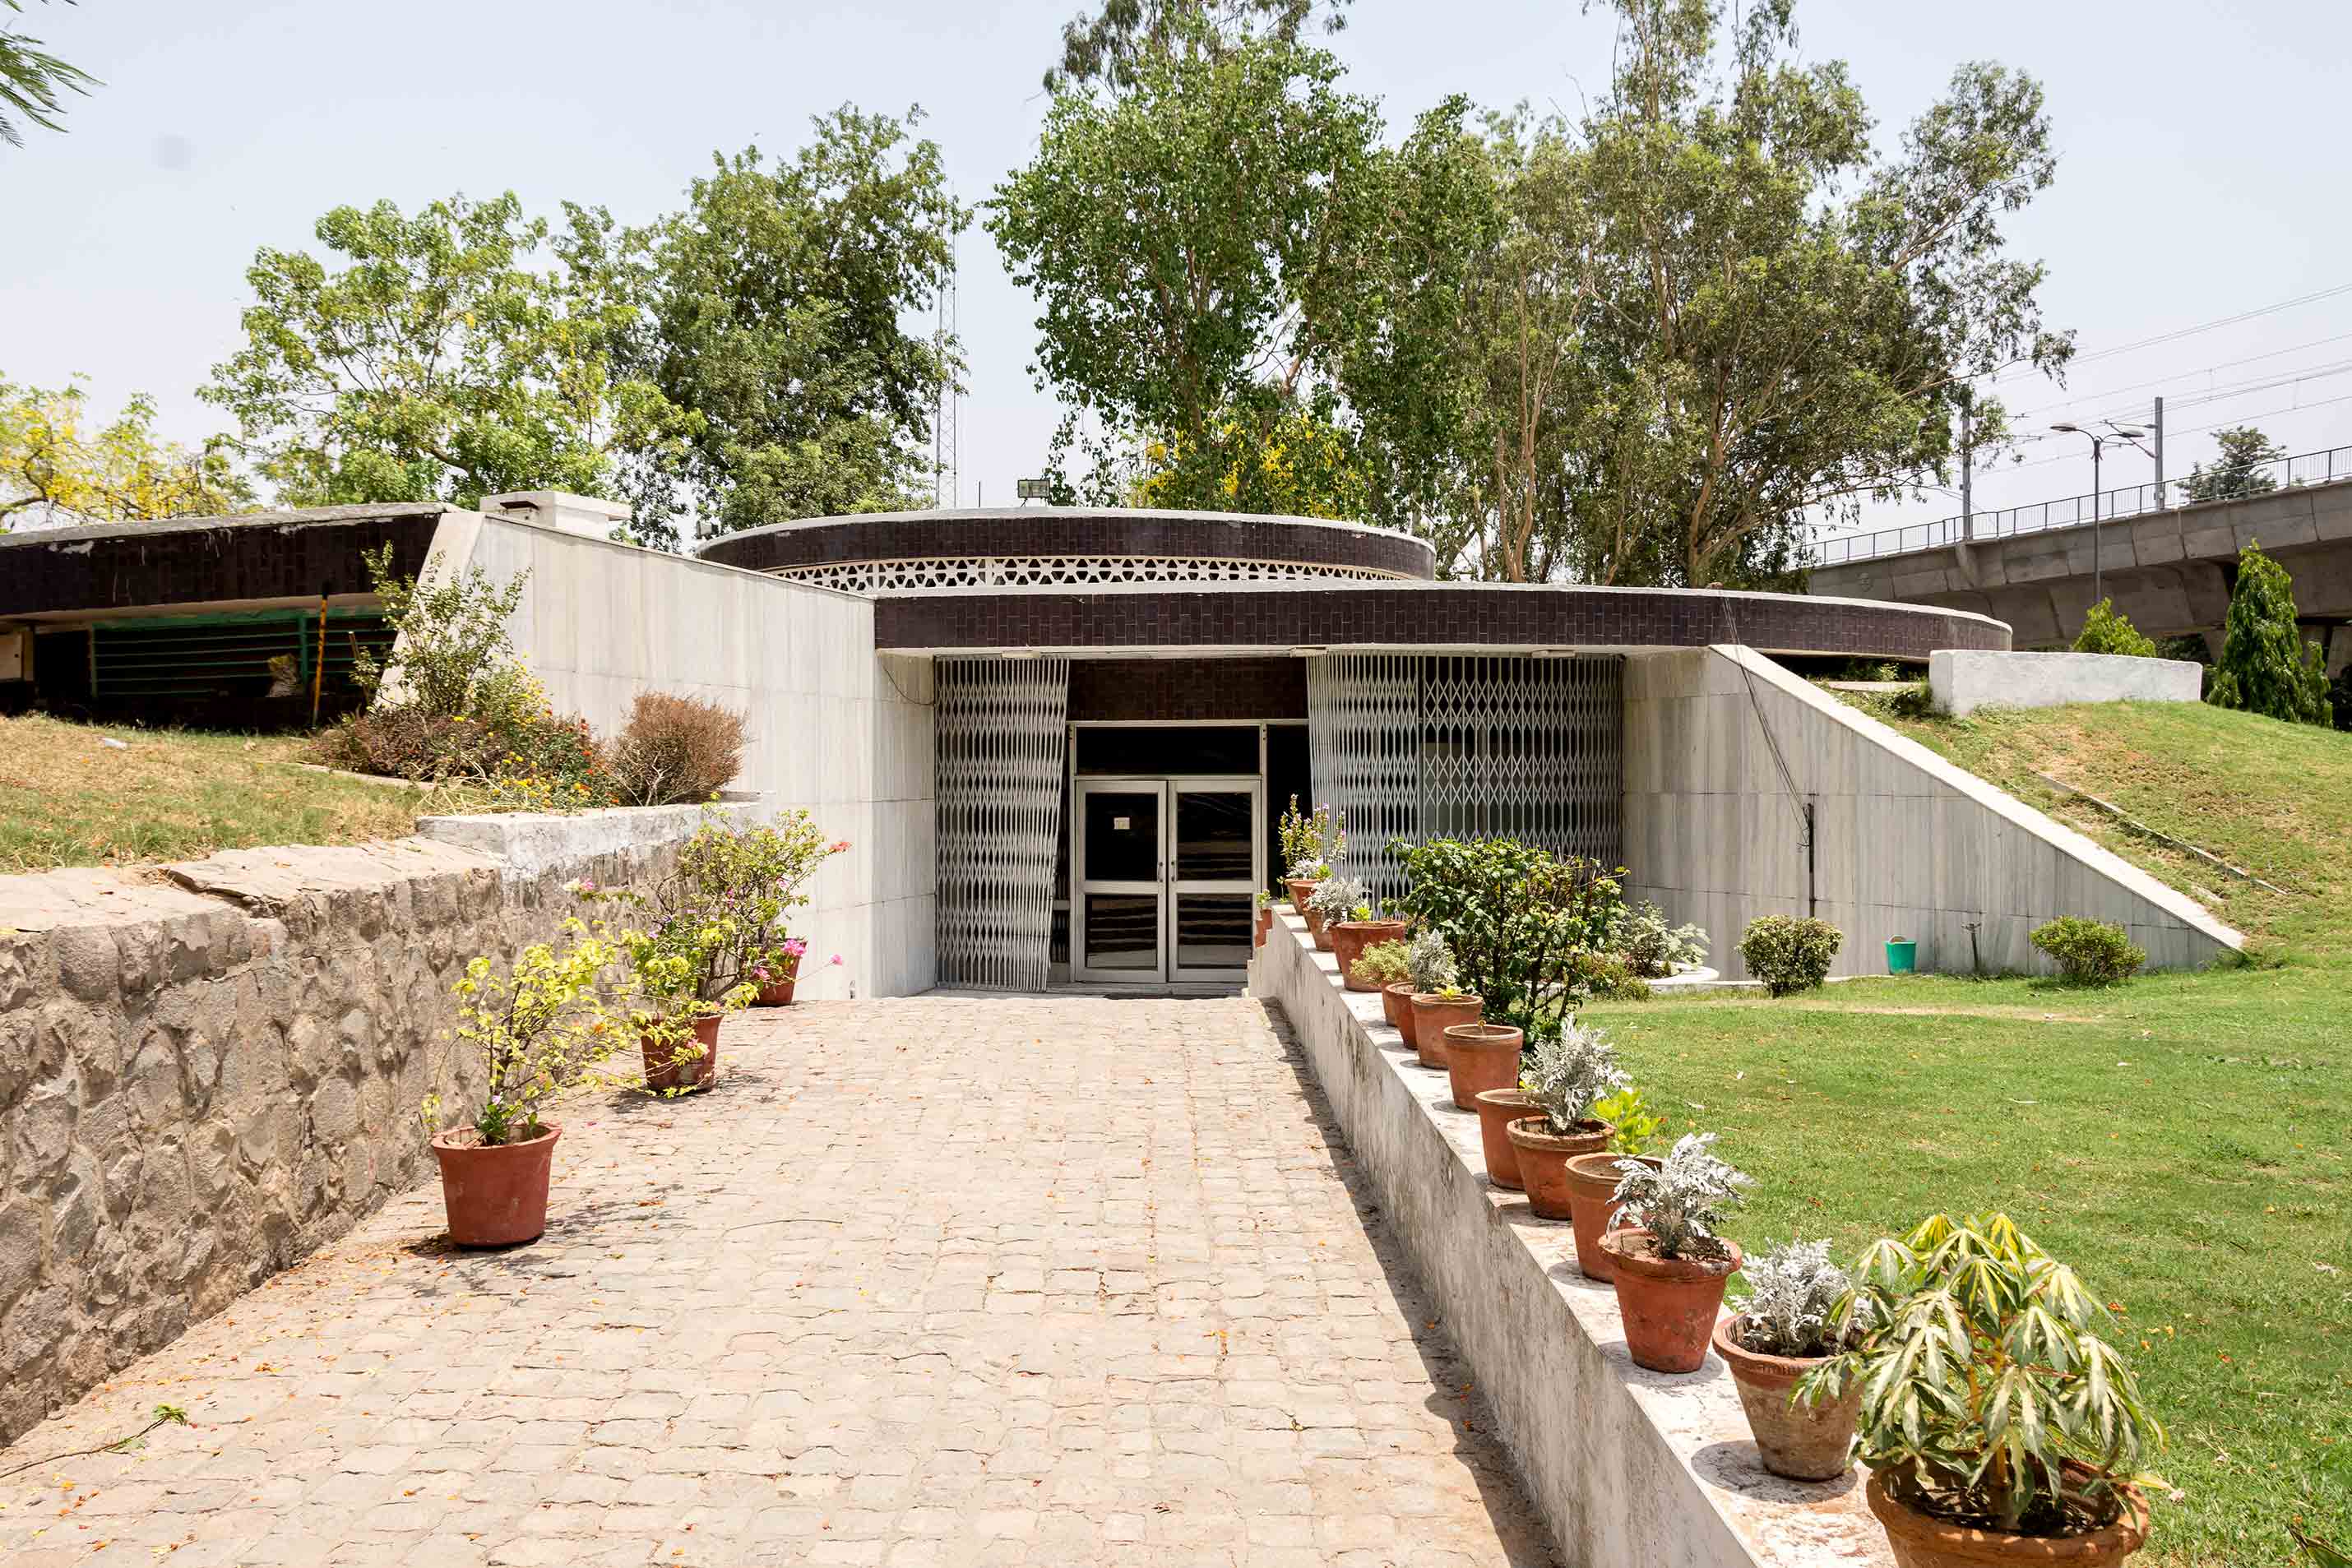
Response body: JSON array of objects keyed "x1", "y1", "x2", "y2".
[
  {"x1": 1567, "y1": 951, "x2": 1651, "y2": 1002},
  {"x1": 1391, "y1": 836, "x2": 1628, "y2": 1038},
  {"x1": 2072, "y1": 599, "x2": 2158, "y2": 659},
  {"x1": 2030, "y1": 917, "x2": 2145, "y2": 987},
  {"x1": 1738, "y1": 915, "x2": 1842, "y2": 996},
  {"x1": 608, "y1": 691, "x2": 748, "y2": 806},
  {"x1": 2209, "y1": 541, "x2": 2331, "y2": 725}
]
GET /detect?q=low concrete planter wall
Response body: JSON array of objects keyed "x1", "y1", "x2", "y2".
[
  {"x1": 1251, "y1": 914, "x2": 1892, "y2": 1568},
  {"x1": 0, "y1": 808, "x2": 706, "y2": 1442},
  {"x1": 1929, "y1": 648, "x2": 2202, "y2": 717}
]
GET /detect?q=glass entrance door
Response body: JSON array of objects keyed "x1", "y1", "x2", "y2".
[{"x1": 1073, "y1": 776, "x2": 1261, "y2": 983}]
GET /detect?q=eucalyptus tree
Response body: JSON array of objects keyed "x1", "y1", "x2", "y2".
[{"x1": 1043, "y1": 0, "x2": 1348, "y2": 91}]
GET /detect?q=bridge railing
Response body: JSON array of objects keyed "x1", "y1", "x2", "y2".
[{"x1": 1809, "y1": 444, "x2": 2352, "y2": 567}]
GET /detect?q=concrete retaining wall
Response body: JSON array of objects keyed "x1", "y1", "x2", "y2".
[
  {"x1": 1622, "y1": 645, "x2": 2239, "y2": 978},
  {"x1": 418, "y1": 512, "x2": 936, "y2": 998},
  {"x1": 1248, "y1": 918, "x2": 1891, "y2": 1568},
  {"x1": 1928, "y1": 649, "x2": 2203, "y2": 716},
  {"x1": 0, "y1": 812, "x2": 700, "y2": 1442}
]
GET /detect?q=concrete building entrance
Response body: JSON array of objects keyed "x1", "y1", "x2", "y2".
[{"x1": 1072, "y1": 775, "x2": 1262, "y2": 983}]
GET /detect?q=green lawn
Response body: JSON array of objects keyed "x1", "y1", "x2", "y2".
[
  {"x1": 1586, "y1": 700, "x2": 2352, "y2": 1567},
  {"x1": 0, "y1": 714, "x2": 428, "y2": 872}
]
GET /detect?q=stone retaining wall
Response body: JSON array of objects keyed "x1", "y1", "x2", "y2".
[
  {"x1": 0, "y1": 808, "x2": 710, "y2": 1442},
  {"x1": 1250, "y1": 915, "x2": 1895, "y2": 1568}
]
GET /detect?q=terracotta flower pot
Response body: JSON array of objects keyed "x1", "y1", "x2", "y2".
[
  {"x1": 1255, "y1": 905, "x2": 1273, "y2": 949},
  {"x1": 1713, "y1": 1316, "x2": 1863, "y2": 1481},
  {"x1": 1601, "y1": 1229, "x2": 1742, "y2": 1373},
  {"x1": 1407, "y1": 992, "x2": 1481, "y2": 1069},
  {"x1": 1564, "y1": 1151, "x2": 1660, "y2": 1281},
  {"x1": 432, "y1": 1124, "x2": 560, "y2": 1247},
  {"x1": 1866, "y1": 1466, "x2": 2151, "y2": 1568},
  {"x1": 1379, "y1": 980, "x2": 1412, "y2": 1037},
  {"x1": 756, "y1": 978, "x2": 797, "y2": 1006},
  {"x1": 641, "y1": 1013, "x2": 723, "y2": 1094},
  {"x1": 1283, "y1": 877, "x2": 1321, "y2": 915},
  {"x1": 1442, "y1": 1023, "x2": 1523, "y2": 1112},
  {"x1": 1505, "y1": 1116, "x2": 1614, "y2": 1219},
  {"x1": 1334, "y1": 919, "x2": 1409, "y2": 992},
  {"x1": 1472, "y1": 1088, "x2": 1535, "y2": 1190},
  {"x1": 1305, "y1": 906, "x2": 1333, "y2": 951}
]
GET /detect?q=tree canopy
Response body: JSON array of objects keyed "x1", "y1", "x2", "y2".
[
  {"x1": 997, "y1": 0, "x2": 2074, "y2": 585},
  {"x1": 2, "y1": 377, "x2": 250, "y2": 530},
  {"x1": 0, "y1": 0, "x2": 95, "y2": 148},
  {"x1": 2183, "y1": 424, "x2": 2287, "y2": 504},
  {"x1": 201, "y1": 108, "x2": 961, "y2": 545}
]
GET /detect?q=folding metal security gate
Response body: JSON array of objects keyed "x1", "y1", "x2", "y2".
[
  {"x1": 934, "y1": 656, "x2": 1071, "y2": 989},
  {"x1": 1306, "y1": 653, "x2": 1623, "y2": 905}
]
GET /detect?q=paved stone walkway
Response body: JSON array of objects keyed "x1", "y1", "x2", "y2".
[{"x1": 0, "y1": 997, "x2": 1553, "y2": 1567}]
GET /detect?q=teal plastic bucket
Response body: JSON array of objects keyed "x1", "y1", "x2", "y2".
[{"x1": 1886, "y1": 938, "x2": 1918, "y2": 974}]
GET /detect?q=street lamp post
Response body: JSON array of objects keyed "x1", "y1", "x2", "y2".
[{"x1": 2051, "y1": 422, "x2": 2146, "y2": 609}]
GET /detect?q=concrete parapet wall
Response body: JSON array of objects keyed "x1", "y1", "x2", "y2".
[
  {"x1": 419, "y1": 513, "x2": 937, "y2": 999},
  {"x1": 1928, "y1": 650, "x2": 2203, "y2": 716},
  {"x1": 0, "y1": 812, "x2": 701, "y2": 1442},
  {"x1": 1623, "y1": 645, "x2": 2239, "y2": 978},
  {"x1": 1248, "y1": 916, "x2": 1891, "y2": 1568}
]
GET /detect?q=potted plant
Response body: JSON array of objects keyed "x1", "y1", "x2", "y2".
[
  {"x1": 748, "y1": 935, "x2": 808, "y2": 1005},
  {"x1": 613, "y1": 923, "x2": 746, "y2": 1094},
  {"x1": 1406, "y1": 983, "x2": 1480, "y2": 1069},
  {"x1": 1350, "y1": 938, "x2": 1413, "y2": 1028},
  {"x1": 1332, "y1": 897, "x2": 1408, "y2": 991},
  {"x1": 1303, "y1": 875, "x2": 1366, "y2": 956},
  {"x1": 1391, "y1": 930, "x2": 1456, "y2": 1052},
  {"x1": 1600, "y1": 1132, "x2": 1750, "y2": 1372},
  {"x1": 1278, "y1": 796, "x2": 1341, "y2": 920},
  {"x1": 1254, "y1": 889, "x2": 1277, "y2": 949},
  {"x1": 1796, "y1": 1214, "x2": 2166, "y2": 1567},
  {"x1": 422, "y1": 923, "x2": 622, "y2": 1247},
  {"x1": 1442, "y1": 1020, "x2": 1521, "y2": 1112},
  {"x1": 1472, "y1": 1085, "x2": 1536, "y2": 1191},
  {"x1": 1503, "y1": 1020, "x2": 1627, "y2": 1219},
  {"x1": 1714, "y1": 1238, "x2": 1863, "y2": 1480},
  {"x1": 1564, "y1": 1088, "x2": 1664, "y2": 1281}
]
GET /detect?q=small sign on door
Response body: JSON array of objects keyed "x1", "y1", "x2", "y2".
[{"x1": 1113, "y1": 815, "x2": 1132, "y2": 830}]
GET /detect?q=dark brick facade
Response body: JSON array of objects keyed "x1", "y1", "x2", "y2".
[
  {"x1": 696, "y1": 506, "x2": 1435, "y2": 580},
  {"x1": 0, "y1": 506, "x2": 448, "y2": 618},
  {"x1": 1067, "y1": 657, "x2": 1307, "y2": 722},
  {"x1": 874, "y1": 584, "x2": 2009, "y2": 659}
]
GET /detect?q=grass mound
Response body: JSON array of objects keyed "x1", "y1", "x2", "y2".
[{"x1": 0, "y1": 715, "x2": 428, "y2": 872}]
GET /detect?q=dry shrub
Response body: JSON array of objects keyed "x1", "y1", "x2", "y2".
[{"x1": 609, "y1": 691, "x2": 748, "y2": 805}]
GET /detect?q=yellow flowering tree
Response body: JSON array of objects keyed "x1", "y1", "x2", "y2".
[
  {"x1": 424, "y1": 920, "x2": 623, "y2": 1145},
  {"x1": 1, "y1": 377, "x2": 251, "y2": 530}
]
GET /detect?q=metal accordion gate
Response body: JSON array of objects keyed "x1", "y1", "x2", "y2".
[
  {"x1": 1307, "y1": 654, "x2": 1623, "y2": 906},
  {"x1": 934, "y1": 656, "x2": 1071, "y2": 990}
]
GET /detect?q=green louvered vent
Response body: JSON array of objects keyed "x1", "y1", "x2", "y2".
[{"x1": 90, "y1": 611, "x2": 394, "y2": 700}]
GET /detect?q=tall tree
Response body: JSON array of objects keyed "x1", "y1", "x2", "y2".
[
  {"x1": 1044, "y1": 0, "x2": 1346, "y2": 91},
  {"x1": 2, "y1": 377, "x2": 251, "y2": 530},
  {"x1": 596, "y1": 107, "x2": 965, "y2": 540},
  {"x1": 991, "y1": 19, "x2": 1382, "y2": 513},
  {"x1": 201, "y1": 192, "x2": 674, "y2": 511},
  {"x1": 1569, "y1": 0, "x2": 2072, "y2": 585},
  {"x1": 1, "y1": 0, "x2": 95, "y2": 147},
  {"x1": 2183, "y1": 424, "x2": 2286, "y2": 503},
  {"x1": 2209, "y1": 541, "x2": 2330, "y2": 726}
]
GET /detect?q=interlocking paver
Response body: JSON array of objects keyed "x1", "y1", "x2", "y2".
[{"x1": 0, "y1": 997, "x2": 1554, "y2": 1566}]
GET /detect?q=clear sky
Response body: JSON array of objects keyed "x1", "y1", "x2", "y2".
[{"x1": 7, "y1": 0, "x2": 2352, "y2": 543}]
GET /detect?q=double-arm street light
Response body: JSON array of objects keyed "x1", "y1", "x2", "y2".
[{"x1": 2051, "y1": 421, "x2": 2146, "y2": 607}]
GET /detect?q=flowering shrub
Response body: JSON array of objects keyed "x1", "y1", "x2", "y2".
[{"x1": 422, "y1": 919, "x2": 623, "y2": 1144}]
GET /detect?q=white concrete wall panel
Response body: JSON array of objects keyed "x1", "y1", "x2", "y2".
[
  {"x1": 1929, "y1": 650, "x2": 2204, "y2": 716},
  {"x1": 418, "y1": 515, "x2": 938, "y2": 997},
  {"x1": 1622, "y1": 646, "x2": 2238, "y2": 979}
]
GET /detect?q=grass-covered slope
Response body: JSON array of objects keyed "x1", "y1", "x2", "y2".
[
  {"x1": 0, "y1": 714, "x2": 424, "y2": 872},
  {"x1": 1589, "y1": 697, "x2": 2352, "y2": 1567}
]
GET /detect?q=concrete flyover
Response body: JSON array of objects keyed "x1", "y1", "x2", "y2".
[{"x1": 1808, "y1": 476, "x2": 2352, "y2": 668}]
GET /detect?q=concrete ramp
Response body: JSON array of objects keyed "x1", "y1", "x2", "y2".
[{"x1": 1621, "y1": 645, "x2": 2240, "y2": 978}]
